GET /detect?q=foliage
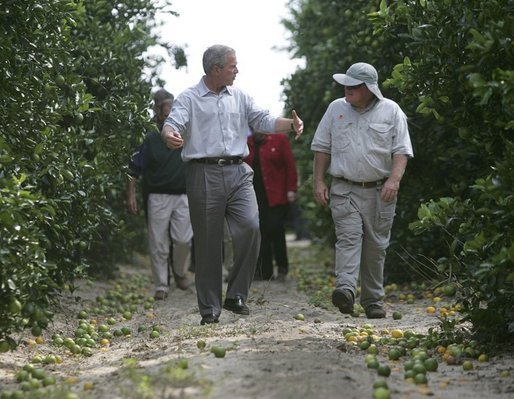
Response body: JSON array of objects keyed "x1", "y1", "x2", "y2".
[
  {"x1": 410, "y1": 159, "x2": 514, "y2": 341},
  {"x1": 283, "y1": 0, "x2": 513, "y2": 340},
  {"x1": 374, "y1": 0, "x2": 513, "y2": 341},
  {"x1": 1, "y1": 0, "x2": 87, "y2": 346},
  {"x1": 0, "y1": 0, "x2": 181, "y2": 344},
  {"x1": 67, "y1": 0, "x2": 169, "y2": 271},
  {"x1": 369, "y1": 0, "x2": 513, "y2": 210}
]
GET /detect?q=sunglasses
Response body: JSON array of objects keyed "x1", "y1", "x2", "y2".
[{"x1": 345, "y1": 83, "x2": 366, "y2": 89}]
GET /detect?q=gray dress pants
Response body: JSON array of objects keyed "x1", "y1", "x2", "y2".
[{"x1": 186, "y1": 161, "x2": 260, "y2": 317}]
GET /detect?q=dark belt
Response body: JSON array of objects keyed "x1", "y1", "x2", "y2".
[
  {"x1": 335, "y1": 176, "x2": 387, "y2": 188},
  {"x1": 193, "y1": 157, "x2": 243, "y2": 166}
]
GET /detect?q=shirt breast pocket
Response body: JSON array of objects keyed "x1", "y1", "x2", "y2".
[
  {"x1": 227, "y1": 112, "x2": 244, "y2": 131},
  {"x1": 369, "y1": 123, "x2": 393, "y2": 147},
  {"x1": 333, "y1": 122, "x2": 352, "y2": 151}
]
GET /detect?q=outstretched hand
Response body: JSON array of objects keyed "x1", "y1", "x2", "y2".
[{"x1": 291, "y1": 110, "x2": 304, "y2": 140}]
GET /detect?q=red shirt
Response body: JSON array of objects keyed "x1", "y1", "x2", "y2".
[{"x1": 245, "y1": 133, "x2": 298, "y2": 207}]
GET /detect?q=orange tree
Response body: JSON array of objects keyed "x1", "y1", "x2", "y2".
[
  {"x1": 370, "y1": 0, "x2": 513, "y2": 341},
  {"x1": 0, "y1": 0, "x2": 181, "y2": 348},
  {"x1": 282, "y1": 0, "x2": 513, "y2": 340}
]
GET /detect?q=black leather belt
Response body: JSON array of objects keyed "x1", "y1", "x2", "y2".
[
  {"x1": 193, "y1": 157, "x2": 243, "y2": 166},
  {"x1": 335, "y1": 176, "x2": 387, "y2": 188}
]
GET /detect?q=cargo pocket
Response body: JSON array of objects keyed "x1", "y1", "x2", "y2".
[
  {"x1": 330, "y1": 195, "x2": 354, "y2": 219},
  {"x1": 375, "y1": 199, "x2": 396, "y2": 237}
]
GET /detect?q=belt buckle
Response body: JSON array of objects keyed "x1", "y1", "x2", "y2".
[
  {"x1": 360, "y1": 181, "x2": 367, "y2": 187},
  {"x1": 217, "y1": 158, "x2": 226, "y2": 166}
]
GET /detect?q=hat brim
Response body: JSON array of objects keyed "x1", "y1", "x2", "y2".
[
  {"x1": 333, "y1": 73, "x2": 362, "y2": 86},
  {"x1": 333, "y1": 73, "x2": 384, "y2": 100}
]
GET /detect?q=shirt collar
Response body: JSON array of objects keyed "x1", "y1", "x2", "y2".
[
  {"x1": 198, "y1": 76, "x2": 233, "y2": 97},
  {"x1": 344, "y1": 97, "x2": 379, "y2": 113},
  {"x1": 361, "y1": 97, "x2": 378, "y2": 113}
]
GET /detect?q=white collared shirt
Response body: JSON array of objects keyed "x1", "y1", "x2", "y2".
[{"x1": 164, "y1": 77, "x2": 277, "y2": 162}]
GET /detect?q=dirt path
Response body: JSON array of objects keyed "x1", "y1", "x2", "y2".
[{"x1": 1, "y1": 239, "x2": 513, "y2": 399}]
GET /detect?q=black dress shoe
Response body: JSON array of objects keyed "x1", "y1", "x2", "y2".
[
  {"x1": 223, "y1": 294, "x2": 250, "y2": 315},
  {"x1": 200, "y1": 314, "x2": 219, "y2": 325}
]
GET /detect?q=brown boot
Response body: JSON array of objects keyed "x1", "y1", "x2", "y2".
[
  {"x1": 332, "y1": 289, "x2": 354, "y2": 314},
  {"x1": 365, "y1": 304, "x2": 386, "y2": 319}
]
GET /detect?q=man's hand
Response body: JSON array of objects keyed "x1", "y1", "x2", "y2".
[
  {"x1": 380, "y1": 178, "x2": 399, "y2": 202},
  {"x1": 127, "y1": 194, "x2": 138, "y2": 214},
  {"x1": 313, "y1": 152, "x2": 331, "y2": 206},
  {"x1": 381, "y1": 154, "x2": 408, "y2": 202},
  {"x1": 127, "y1": 178, "x2": 138, "y2": 214},
  {"x1": 162, "y1": 125, "x2": 184, "y2": 149},
  {"x1": 291, "y1": 110, "x2": 304, "y2": 140},
  {"x1": 287, "y1": 191, "x2": 297, "y2": 203},
  {"x1": 313, "y1": 181, "x2": 329, "y2": 206}
]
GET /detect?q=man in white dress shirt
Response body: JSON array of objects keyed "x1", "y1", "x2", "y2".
[{"x1": 162, "y1": 44, "x2": 303, "y2": 325}]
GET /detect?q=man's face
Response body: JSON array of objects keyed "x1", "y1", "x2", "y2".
[
  {"x1": 162, "y1": 102, "x2": 172, "y2": 118},
  {"x1": 219, "y1": 53, "x2": 238, "y2": 86},
  {"x1": 344, "y1": 83, "x2": 374, "y2": 109},
  {"x1": 155, "y1": 101, "x2": 172, "y2": 124}
]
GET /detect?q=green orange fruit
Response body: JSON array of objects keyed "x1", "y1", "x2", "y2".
[
  {"x1": 424, "y1": 358, "x2": 439, "y2": 372},
  {"x1": 210, "y1": 346, "x2": 226, "y2": 358},
  {"x1": 0, "y1": 341, "x2": 10, "y2": 353},
  {"x1": 462, "y1": 360, "x2": 474, "y2": 371},
  {"x1": 8, "y1": 299, "x2": 22, "y2": 315},
  {"x1": 377, "y1": 364, "x2": 391, "y2": 377},
  {"x1": 373, "y1": 387, "x2": 390, "y2": 399},
  {"x1": 443, "y1": 283, "x2": 457, "y2": 297}
]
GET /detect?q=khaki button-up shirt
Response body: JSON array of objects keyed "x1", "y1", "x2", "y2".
[{"x1": 311, "y1": 98, "x2": 413, "y2": 182}]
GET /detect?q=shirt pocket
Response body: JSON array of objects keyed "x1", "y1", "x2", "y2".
[
  {"x1": 369, "y1": 123, "x2": 393, "y2": 148},
  {"x1": 227, "y1": 111, "x2": 244, "y2": 126},
  {"x1": 333, "y1": 121, "x2": 352, "y2": 151}
]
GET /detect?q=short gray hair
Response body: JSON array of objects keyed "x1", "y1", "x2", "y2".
[{"x1": 202, "y1": 44, "x2": 235, "y2": 74}]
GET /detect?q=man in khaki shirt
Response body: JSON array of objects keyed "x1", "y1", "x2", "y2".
[{"x1": 311, "y1": 62, "x2": 413, "y2": 319}]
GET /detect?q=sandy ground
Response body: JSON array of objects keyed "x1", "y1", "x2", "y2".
[{"x1": 1, "y1": 238, "x2": 513, "y2": 399}]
